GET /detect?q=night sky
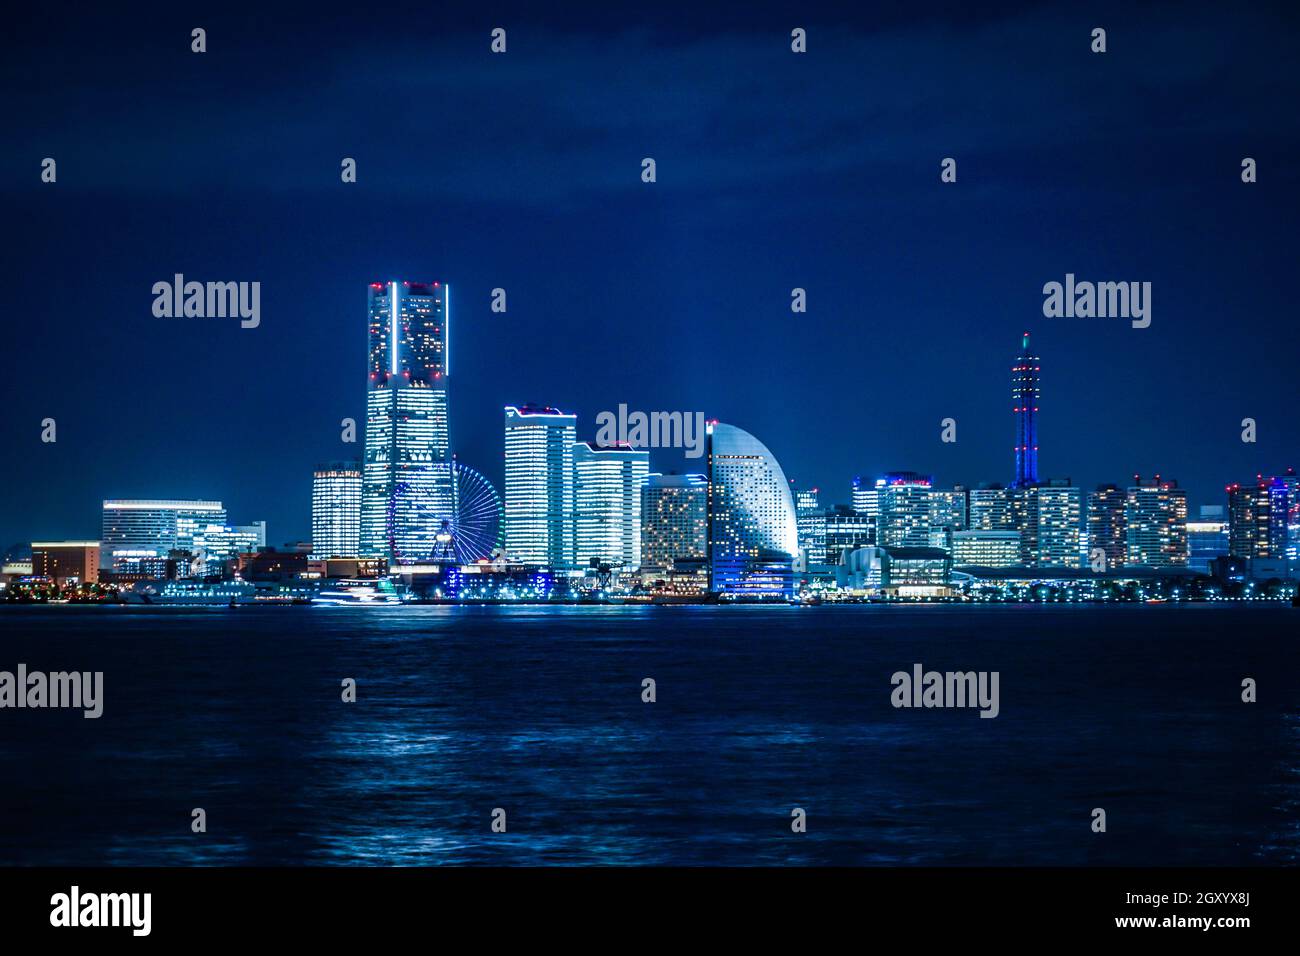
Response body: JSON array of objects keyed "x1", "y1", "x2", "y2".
[{"x1": 3, "y1": 1, "x2": 1297, "y2": 553}]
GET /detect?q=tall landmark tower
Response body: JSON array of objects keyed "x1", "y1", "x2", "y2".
[
  {"x1": 360, "y1": 281, "x2": 452, "y2": 561},
  {"x1": 1012, "y1": 331, "x2": 1040, "y2": 489}
]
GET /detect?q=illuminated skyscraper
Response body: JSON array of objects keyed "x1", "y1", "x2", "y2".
[
  {"x1": 503, "y1": 405, "x2": 576, "y2": 568},
  {"x1": 360, "y1": 281, "x2": 451, "y2": 561},
  {"x1": 641, "y1": 474, "x2": 708, "y2": 571},
  {"x1": 793, "y1": 484, "x2": 827, "y2": 564},
  {"x1": 707, "y1": 422, "x2": 799, "y2": 596},
  {"x1": 1267, "y1": 469, "x2": 1296, "y2": 566},
  {"x1": 876, "y1": 472, "x2": 934, "y2": 550},
  {"x1": 312, "y1": 462, "x2": 362, "y2": 559},
  {"x1": 1012, "y1": 332, "x2": 1040, "y2": 489},
  {"x1": 1227, "y1": 479, "x2": 1275, "y2": 559},
  {"x1": 573, "y1": 442, "x2": 649, "y2": 569},
  {"x1": 1087, "y1": 484, "x2": 1126, "y2": 571},
  {"x1": 1125, "y1": 475, "x2": 1188, "y2": 567},
  {"x1": 1035, "y1": 479, "x2": 1081, "y2": 568}
]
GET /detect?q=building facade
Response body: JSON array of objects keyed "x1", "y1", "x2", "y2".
[
  {"x1": 968, "y1": 485, "x2": 1016, "y2": 531},
  {"x1": 794, "y1": 485, "x2": 827, "y2": 564},
  {"x1": 31, "y1": 541, "x2": 101, "y2": 586},
  {"x1": 1187, "y1": 504, "x2": 1229, "y2": 574},
  {"x1": 930, "y1": 487, "x2": 968, "y2": 533},
  {"x1": 951, "y1": 530, "x2": 1021, "y2": 568},
  {"x1": 823, "y1": 506, "x2": 874, "y2": 564},
  {"x1": 850, "y1": 476, "x2": 879, "y2": 521},
  {"x1": 101, "y1": 499, "x2": 226, "y2": 567}
]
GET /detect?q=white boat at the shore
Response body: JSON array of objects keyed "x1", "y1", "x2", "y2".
[
  {"x1": 314, "y1": 578, "x2": 406, "y2": 606},
  {"x1": 125, "y1": 580, "x2": 311, "y2": 606}
]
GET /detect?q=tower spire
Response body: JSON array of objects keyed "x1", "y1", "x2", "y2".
[{"x1": 1012, "y1": 332, "x2": 1040, "y2": 488}]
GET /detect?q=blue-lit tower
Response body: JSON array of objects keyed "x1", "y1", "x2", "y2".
[{"x1": 1012, "y1": 331, "x2": 1040, "y2": 489}]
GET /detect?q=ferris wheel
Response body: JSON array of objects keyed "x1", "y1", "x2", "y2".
[{"x1": 387, "y1": 459, "x2": 502, "y2": 565}]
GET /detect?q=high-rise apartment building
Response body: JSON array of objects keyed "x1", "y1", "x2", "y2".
[
  {"x1": 1124, "y1": 475, "x2": 1188, "y2": 567},
  {"x1": 1034, "y1": 479, "x2": 1081, "y2": 568},
  {"x1": 1227, "y1": 479, "x2": 1273, "y2": 559},
  {"x1": 1087, "y1": 484, "x2": 1126, "y2": 571}
]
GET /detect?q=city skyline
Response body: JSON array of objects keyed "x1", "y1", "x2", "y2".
[
  {"x1": 4, "y1": 318, "x2": 1297, "y2": 564},
  {"x1": 4, "y1": 1, "x2": 1299, "y2": 917},
  {"x1": 4, "y1": 4, "x2": 1299, "y2": 553}
]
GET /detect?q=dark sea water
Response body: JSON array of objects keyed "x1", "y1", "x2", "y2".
[{"x1": 0, "y1": 604, "x2": 1296, "y2": 866}]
